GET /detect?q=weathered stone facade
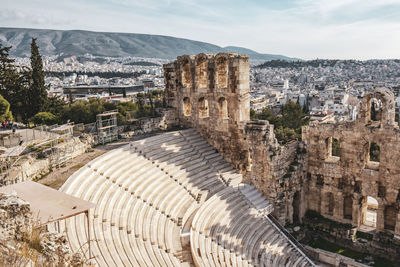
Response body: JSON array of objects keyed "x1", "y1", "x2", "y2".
[
  {"x1": 164, "y1": 54, "x2": 400, "y2": 239},
  {"x1": 164, "y1": 53, "x2": 251, "y2": 172},
  {"x1": 164, "y1": 53, "x2": 307, "y2": 222},
  {"x1": 303, "y1": 88, "x2": 400, "y2": 235}
]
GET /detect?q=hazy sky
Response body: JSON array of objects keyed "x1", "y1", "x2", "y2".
[{"x1": 1, "y1": 0, "x2": 400, "y2": 59}]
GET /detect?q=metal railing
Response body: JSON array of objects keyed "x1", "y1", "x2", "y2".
[{"x1": 267, "y1": 214, "x2": 316, "y2": 266}]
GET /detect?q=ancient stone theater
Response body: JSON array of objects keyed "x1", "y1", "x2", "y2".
[{"x1": 59, "y1": 52, "x2": 400, "y2": 266}]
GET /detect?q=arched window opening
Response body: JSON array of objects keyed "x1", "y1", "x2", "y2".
[
  {"x1": 198, "y1": 97, "x2": 209, "y2": 118},
  {"x1": 326, "y1": 137, "x2": 340, "y2": 158},
  {"x1": 370, "y1": 98, "x2": 383, "y2": 122},
  {"x1": 216, "y1": 57, "x2": 228, "y2": 89},
  {"x1": 384, "y1": 205, "x2": 397, "y2": 231},
  {"x1": 196, "y1": 57, "x2": 208, "y2": 89},
  {"x1": 183, "y1": 97, "x2": 192, "y2": 117},
  {"x1": 217, "y1": 97, "x2": 228, "y2": 119},
  {"x1": 363, "y1": 196, "x2": 378, "y2": 228},
  {"x1": 343, "y1": 196, "x2": 353, "y2": 220},
  {"x1": 332, "y1": 138, "x2": 340, "y2": 157},
  {"x1": 369, "y1": 142, "x2": 380, "y2": 162},
  {"x1": 292, "y1": 191, "x2": 301, "y2": 223},
  {"x1": 182, "y1": 60, "x2": 192, "y2": 88},
  {"x1": 327, "y1": 193, "x2": 334, "y2": 216}
]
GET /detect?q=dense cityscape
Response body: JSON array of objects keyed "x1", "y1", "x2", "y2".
[
  {"x1": 12, "y1": 53, "x2": 400, "y2": 125},
  {"x1": 1, "y1": 0, "x2": 400, "y2": 265}
]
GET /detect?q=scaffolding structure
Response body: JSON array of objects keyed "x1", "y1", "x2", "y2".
[
  {"x1": 49, "y1": 123, "x2": 75, "y2": 168},
  {"x1": 96, "y1": 110, "x2": 119, "y2": 144}
]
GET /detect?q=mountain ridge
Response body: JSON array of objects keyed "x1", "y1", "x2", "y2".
[{"x1": 0, "y1": 27, "x2": 298, "y2": 61}]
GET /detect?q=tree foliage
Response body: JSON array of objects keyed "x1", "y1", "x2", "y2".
[
  {"x1": 332, "y1": 138, "x2": 340, "y2": 157},
  {"x1": 0, "y1": 41, "x2": 162, "y2": 125},
  {"x1": 29, "y1": 38, "x2": 48, "y2": 115},
  {"x1": 0, "y1": 94, "x2": 13, "y2": 121},
  {"x1": 0, "y1": 44, "x2": 30, "y2": 121},
  {"x1": 31, "y1": 112, "x2": 57, "y2": 125},
  {"x1": 253, "y1": 101, "x2": 310, "y2": 144}
]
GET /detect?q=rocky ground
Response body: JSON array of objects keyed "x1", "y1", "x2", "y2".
[{"x1": 0, "y1": 192, "x2": 86, "y2": 266}]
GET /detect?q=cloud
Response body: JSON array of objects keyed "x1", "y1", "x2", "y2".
[{"x1": 1, "y1": 0, "x2": 399, "y2": 59}]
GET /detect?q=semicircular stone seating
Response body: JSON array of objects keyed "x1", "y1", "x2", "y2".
[
  {"x1": 58, "y1": 128, "x2": 314, "y2": 267},
  {"x1": 190, "y1": 183, "x2": 313, "y2": 267}
]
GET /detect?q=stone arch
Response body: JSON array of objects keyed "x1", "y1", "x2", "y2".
[
  {"x1": 195, "y1": 54, "x2": 208, "y2": 89},
  {"x1": 198, "y1": 97, "x2": 209, "y2": 118},
  {"x1": 384, "y1": 205, "x2": 398, "y2": 231},
  {"x1": 215, "y1": 54, "x2": 228, "y2": 89},
  {"x1": 181, "y1": 57, "x2": 192, "y2": 89},
  {"x1": 369, "y1": 142, "x2": 380, "y2": 162},
  {"x1": 325, "y1": 137, "x2": 340, "y2": 158},
  {"x1": 331, "y1": 138, "x2": 340, "y2": 157},
  {"x1": 217, "y1": 97, "x2": 228, "y2": 119},
  {"x1": 343, "y1": 195, "x2": 353, "y2": 220},
  {"x1": 182, "y1": 97, "x2": 192, "y2": 117},
  {"x1": 359, "y1": 88, "x2": 396, "y2": 126},
  {"x1": 370, "y1": 98, "x2": 383, "y2": 122}
]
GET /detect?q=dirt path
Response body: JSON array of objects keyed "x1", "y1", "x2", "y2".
[
  {"x1": 38, "y1": 142, "x2": 127, "y2": 189},
  {"x1": 38, "y1": 132, "x2": 163, "y2": 190}
]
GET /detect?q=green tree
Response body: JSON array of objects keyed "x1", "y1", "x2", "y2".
[
  {"x1": 332, "y1": 138, "x2": 340, "y2": 157},
  {"x1": 253, "y1": 101, "x2": 309, "y2": 144},
  {"x1": 0, "y1": 44, "x2": 30, "y2": 122},
  {"x1": 31, "y1": 112, "x2": 57, "y2": 125},
  {"x1": 147, "y1": 91, "x2": 155, "y2": 117},
  {"x1": 250, "y1": 108, "x2": 257, "y2": 120},
  {"x1": 0, "y1": 94, "x2": 13, "y2": 121},
  {"x1": 60, "y1": 98, "x2": 118, "y2": 124},
  {"x1": 45, "y1": 96, "x2": 67, "y2": 118},
  {"x1": 281, "y1": 101, "x2": 309, "y2": 130},
  {"x1": 257, "y1": 107, "x2": 276, "y2": 122},
  {"x1": 29, "y1": 38, "x2": 48, "y2": 116}
]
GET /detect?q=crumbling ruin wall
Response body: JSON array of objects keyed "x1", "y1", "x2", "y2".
[
  {"x1": 303, "y1": 88, "x2": 400, "y2": 235},
  {"x1": 164, "y1": 53, "x2": 307, "y2": 223},
  {"x1": 164, "y1": 54, "x2": 400, "y2": 250},
  {"x1": 245, "y1": 120, "x2": 308, "y2": 223},
  {"x1": 164, "y1": 53, "x2": 251, "y2": 172},
  {"x1": 0, "y1": 192, "x2": 82, "y2": 265}
]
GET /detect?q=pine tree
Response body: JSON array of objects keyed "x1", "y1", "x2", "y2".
[
  {"x1": 29, "y1": 38, "x2": 48, "y2": 117},
  {"x1": 0, "y1": 44, "x2": 30, "y2": 122}
]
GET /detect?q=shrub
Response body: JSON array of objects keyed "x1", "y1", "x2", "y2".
[{"x1": 31, "y1": 112, "x2": 57, "y2": 125}]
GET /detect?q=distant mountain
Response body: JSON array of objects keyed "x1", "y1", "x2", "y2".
[{"x1": 0, "y1": 27, "x2": 298, "y2": 61}]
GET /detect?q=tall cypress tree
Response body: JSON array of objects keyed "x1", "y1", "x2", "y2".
[{"x1": 29, "y1": 38, "x2": 48, "y2": 116}]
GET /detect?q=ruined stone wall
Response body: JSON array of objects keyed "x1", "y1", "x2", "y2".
[
  {"x1": 0, "y1": 192, "x2": 83, "y2": 265},
  {"x1": 303, "y1": 88, "x2": 400, "y2": 235},
  {"x1": 164, "y1": 53, "x2": 251, "y2": 172},
  {"x1": 164, "y1": 53, "x2": 307, "y2": 223},
  {"x1": 244, "y1": 120, "x2": 308, "y2": 222},
  {"x1": 164, "y1": 54, "x2": 400, "y2": 239}
]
